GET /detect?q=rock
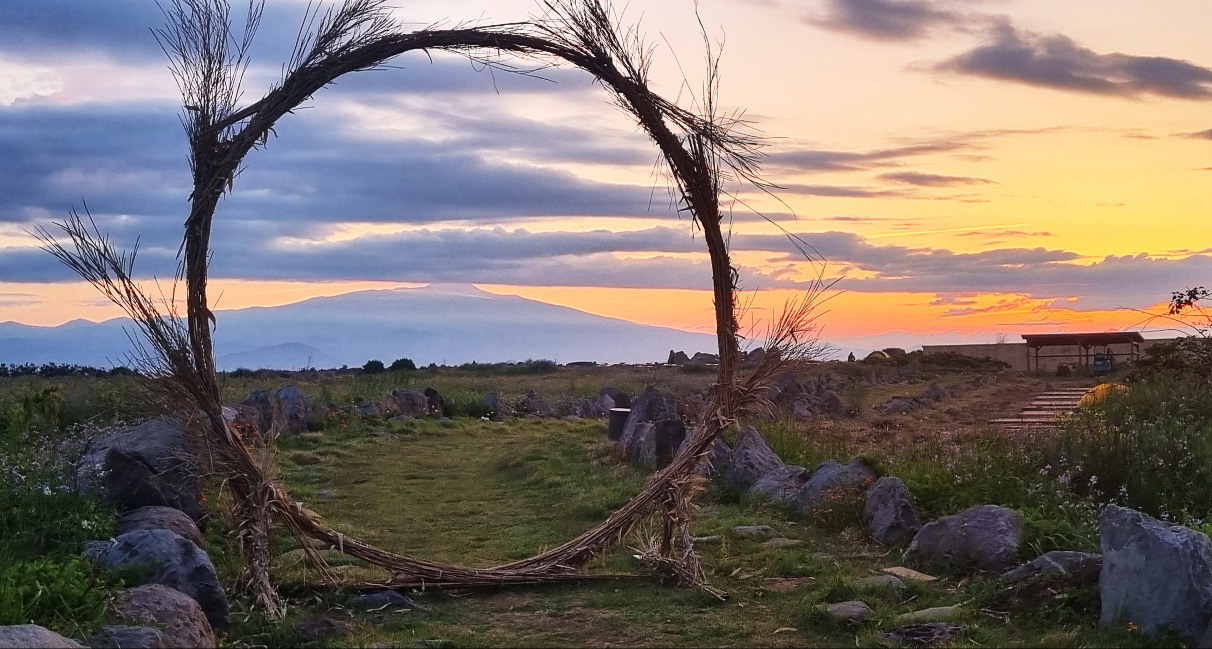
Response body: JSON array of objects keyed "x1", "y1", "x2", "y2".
[
  {"x1": 571, "y1": 394, "x2": 614, "y2": 418},
  {"x1": 675, "y1": 434, "x2": 732, "y2": 477},
  {"x1": 483, "y1": 392, "x2": 512, "y2": 419},
  {"x1": 391, "y1": 389, "x2": 430, "y2": 416},
  {"x1": 355, "y1": 401, "x2": 391, "y2": 417},
  {"x1": 115, "y1": 584, "x2": 215, "y2": 648},
  {"x1": 750, "y1": 465, "x2": 811, "y2": 504},
  {"x1": 792, "y1": 458, "x2": 877, "y2": 517},
  {"x1": 626, "y1": 420, "x2": 687, "y2": 470},
  {"x1": 0, "y1": 625, "x2": 84, "y2": 648},
  {"x1": 689, "y1": 352, "x2": 718, "y2": 364},
  {"x1": 725, "y1": 425, "x2": 784, "y2": 489},
  {"x1": 667, "y1": 350, "x2": 690, "y2": 365},
  {"x1": 819, "y1": 600, "x2": 872, "y2": 623},
  {"x1": 921, "y1": 383, "x2": 948, "y2": 402},
  {"x1": 351, "y1": 590, "x2": 424, "y2": 611},
  {"x1": 905, "y1": 504, "x2": 1021, "y2": 574},
  {"x1": 768, "y1": 374, "x2": 807, "y2": 408},
  {"x1": 819, "y1": 389, "x2": 845, "y2": 415},
  {"x1": 1099, "y1": 505, "x2": 1212, "y2": 645},
  {"x1": 762, "y1": 538, "x2": 803, "y2": 548},
  {"x1": 1002, "y1": 550, "x2": 1102, "y2": 585},
  {"x1": 618, "y1": 387, "x2": 684, "y2": 469},
  {"x1": 89, "y1": 625, "x2": 168, "y2": 649},
  {"x1": 791, "y1": 400, "x2": 814, "y2": 418},
  {"x1": 883, "y1": 566, "x2": 937, "y2": 582},
  {"x1": 423, "y1": 387, "x2": 446, "y2": 416},
  {"x1": 877, "y1": 397, "x2": 920, "y2": 415},
  {"x1": 877, "y1": 623, "x2": 964, "y2": 648},
  {"x1": 240, "y1": 390, "x2": 274, "y2": 435},
  {"x1": 812, "y1": 552, "x2": 834, "y2": 561},
  {"x1": 744, "y1": 348, "x2": 766, "y2": 363},
  {"x1": 863, "y1": 476, "x2": 923, "y2": 546},
  {"x1": 893, "y1": 606, "x2": 965, "y2": 624},
  {"x1": 517, "y1": 390, "x2": 552, "y2": 416},
  {"x1": 92, "y1": 529, "x2": 230, "y2": 629},
  {"x1": 733, "y1": 525, "x2": 777, "y2": 539},
  {"x1": 389, "y1": 414, "x2": 411, "y2": 424},
  {"x1": 116, "y1": 506, "x2": 206, "y2": 550},
  {"x1": 854, "y1": 575, "x2": 906, "y2": 592},
  {"x1": 691, "y1": 535, "x2": 721, "y2": 544},
  {"x1": 600, "y1": 387, "x2": 630, "y2": 409},
  {"x1": 77, "y1": 419, "x2": 204, "y2": 524},
  {"x1": 222, "y1": 403, "x2": 264, "y2": 440},
  {"x1": 294, "y1": 617, "x2": 354, "y2": 641},
  {"x1": 276, "y1": 385, "x2": 310, "y2": 434}
]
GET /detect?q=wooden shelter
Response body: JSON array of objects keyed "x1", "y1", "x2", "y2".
[{"x1": 1021, "y1": 332, "x2": 1145, "y2": 372}]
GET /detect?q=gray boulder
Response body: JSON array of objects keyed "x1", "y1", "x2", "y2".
[
  {"x1": 276, "y1": 385, "x2": 310, "y2": 434},
  {"x1": 750, "y1": 465, "x2": 811, "y2": 504},
  {"x1": 725, "y1": 425, "x2": 784, "y2": 489},
  {"x1": 77, "y1": 419, "x2": 204, "y2": 524},
  {"x1": 115, "y1": 584, "x2": 215, "y2": 648},
  {"x1": 92, "y1": 529, "x2": 230, "y2": 629},
  {"x1": 820, "y1": 600, "x2": 872, "y2": 623},
  {"x1": 792, "y1": 458, "x2": 877, "y2": 517},
  {"x1": 819, "y1": 389, "x2": 845, "y2": 415},
  {"x1": 905, "y1": 504, "x2": 1021, "y2": 573},
  {"x1": 517, "y1": 390, "x2": 553, "y2": 416},
  {"x1": 89, "y1": 625, "x2": 168, "y2": 649},
  {"x1": 675, "y1": 434, "x2": 732, "y2": 477},
  {"x1": 689, "y1": 352, "x2": 718, "y2": 364},
  {"x1": 862, "y1": 476, "x2": 923, "y2": 545},
  {"x1": 240, "y1": 390, "x2": 274, "y2": 434},
  {"x1": 618, "y1": 387, "x2": 684, "y2": 468},
  {"x1": 483, "y1": 392, "x2": 512, "y2": 419},
  {"x1": 627, "y1": 420, "x2": 687, "y2": 470},
  {"x1": 116, "y1": 506, "x2": 206, "y2": 550},
  {"x1": 573, "y1": 394, "x2": 614, "y2": 418},
  {"x1": 0, "y1": 625, "x2": 84, "y2": 648},
  {"x1": 600, "y1": 387, "x2": 630, "y2": 409},
  {"x1": 1099, "y1": 505, "x2": 1212, "y2": 646},
  {"x1": 222, "y1": 404, "x2": 264, "y2": 440},
  {"x1": 391, "y1": 389, "x2": 430, "y2": 416},
  {"x1": 667, "y1": 350, "x2": 690, "y2": 365},
  {"x1": 1003, "y1": 550, "x2": 1101, "y2": 585},
  {"x1": 423, "y1": 388, "x2": 446, "y2": 416}
]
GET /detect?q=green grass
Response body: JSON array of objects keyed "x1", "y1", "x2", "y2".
[{"x1": 244, "y1": 407, "x2": 1153, "y2": 648}]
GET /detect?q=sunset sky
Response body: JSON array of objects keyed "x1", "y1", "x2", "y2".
[{"x1": 1, "y1": 0, "x2": 1209, "y2": 352}]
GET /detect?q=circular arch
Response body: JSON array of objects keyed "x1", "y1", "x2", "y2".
[{"x1": 151, "y1": 0, "x2": 792, "y2": 613}]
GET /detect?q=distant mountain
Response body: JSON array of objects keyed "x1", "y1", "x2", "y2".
[{"x1": 0, "y1": 285, "x2": 717, "y2": 370}]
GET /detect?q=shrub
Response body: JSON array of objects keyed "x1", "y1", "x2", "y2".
[
  {"x1": 390, "y1": 357, "x2": 417, "y2": 371},
  {"x1": 362, "y1": 359, "x2": 386, "y2": 374}
]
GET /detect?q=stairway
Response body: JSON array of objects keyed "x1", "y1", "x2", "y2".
[{"x1": 989, "y1": 386, "x2": 1093, "y2": 433}]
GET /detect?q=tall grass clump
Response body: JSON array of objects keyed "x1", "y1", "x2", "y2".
[
  {"x1": 1043, "y1": 374, "x2": 1212, "y2": 522},
  {"x1": 0, "y1": 396, "x2": 121, "y2": 636}
]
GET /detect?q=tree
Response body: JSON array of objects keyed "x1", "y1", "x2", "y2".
[
  {"x1": 362, "y1": 359, "x2": 385, "y2": 374},
  {"x1": 389, "y1": 357, "x2": 416, "y2": 371}
]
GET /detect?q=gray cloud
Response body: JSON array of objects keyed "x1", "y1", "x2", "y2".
[
  {"x1": 954, "y1": 229, "x2": 1052, "y2": 238},
  {"x1": 1184, "y1": 129, "x2": 1212, "y2": 140},
  {"x1": 877, "y1": 171, "x2": 996, "y2": 186},
  {"x1": 935, "y1": 22, "x2": 1212, "y2": 99},
  {"x1": 808, "y1": 0, "x2": 961, "y2": 41}
]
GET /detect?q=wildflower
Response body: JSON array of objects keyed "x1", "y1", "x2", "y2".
[{"x1": 1089, "y1": 475, "x2": 1098, "y2": 486}]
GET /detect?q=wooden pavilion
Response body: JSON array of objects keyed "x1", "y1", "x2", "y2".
[{"x1": 1020, "y1": 332, "x2": 1145, "y2": 372}]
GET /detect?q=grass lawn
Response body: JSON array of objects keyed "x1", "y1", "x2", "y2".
[{"x1": 226, "y1": 413, "x2": 1166, "y2": 648}]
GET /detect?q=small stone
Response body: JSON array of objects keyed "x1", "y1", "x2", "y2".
[
  {"x1": 878, "y1": 623, "x2": 965, "y2": 648},
  {"x1": 883, "y1": 566, "x2": 937, "y2": 582},
  {"x1": 812, "y1": 552, "x2": 834, "y2": 561},
  {"x1": 691, "y1": 535, "x2": 720, "y2": 544},
  {"x1": 894, "y1": 605, "x2": 965, "y2": 624},
  {"x1": 351, "y1": 590, "x2": 424, "y2": 611},
  {"x1": 294, "y1": 617, "x2": 355, "y2": 641},
  {"x1": 733, "y1": 525, "x2": 777, "y2": 538},
  {"x1": 819, "y1": 600, "x2": 872, "y2": 623},
  {"x1": 1002, "y1": 550, "x2": 1101, "y2": 584},
  {"x1": 762, "y1": 538, "x2": 804, "y2": 548},
  {"x1": 854, "y1": 575, "x2": 906, "y2": 592}
]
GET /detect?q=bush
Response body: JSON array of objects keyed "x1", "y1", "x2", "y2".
[
  {"x1": 362, "y1": 359, "x2": 386, "y2": 374},
  {"x1": 389, "y1": 357, "x2": 417, "y2": 371}
]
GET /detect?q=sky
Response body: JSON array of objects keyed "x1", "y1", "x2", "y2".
[{"x1": 1, "y1": 0, "x2": 1210, "y2": 352}]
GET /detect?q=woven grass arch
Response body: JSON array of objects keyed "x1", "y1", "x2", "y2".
[{"x1": 43, "y1": 0, "x2": 827, "y2": 616}]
